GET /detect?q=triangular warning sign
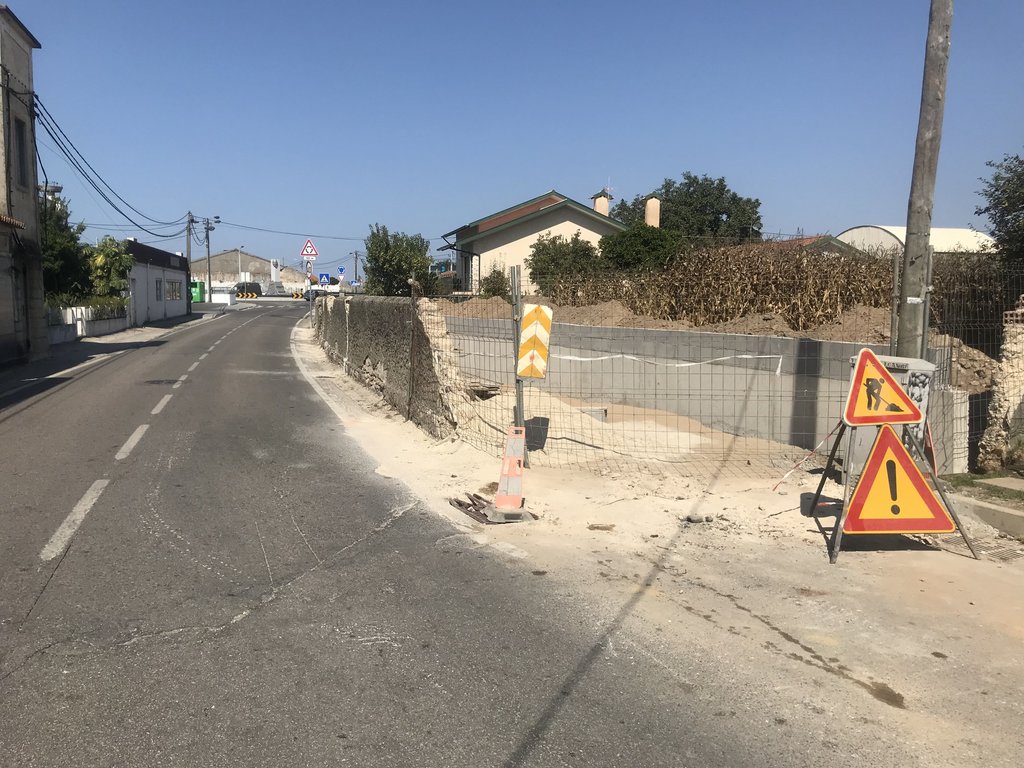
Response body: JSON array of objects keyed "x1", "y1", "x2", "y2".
[
  {"x1": 844, "y1": 425, "x2": 955, "y2": 534},
  {"x1": 301, "y1": 239, "x2": 319, "y2": 258},
  {"x1": 843, "y1": 348, "x2": 923, "y2": 426}
]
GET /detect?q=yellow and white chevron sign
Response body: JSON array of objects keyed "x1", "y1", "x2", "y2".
[{"x1": 516, "y1": 304, "x2": 553, "y2": 379}]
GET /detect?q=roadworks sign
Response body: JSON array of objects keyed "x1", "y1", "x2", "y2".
[
  {"x1": 517, "y1": 304, "x2": 553, "y2": 379},
  {"x1": 844, "y1": 425, "x2": 955, "y2": 534},
  {"x1": 843, "y1": 348, "x2": 923, "y2": 427}
]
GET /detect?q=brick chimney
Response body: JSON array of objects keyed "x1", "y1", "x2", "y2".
[{"x1": 591, "y1": 188, "x2": 613, "y2": 216}]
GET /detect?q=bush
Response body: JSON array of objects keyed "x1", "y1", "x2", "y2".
[{"x1": 479, "y1": 265, "x2": 511, "y2": 299}]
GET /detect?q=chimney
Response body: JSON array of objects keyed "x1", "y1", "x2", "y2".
[
  {"x1": 644, "y1": 195, "x2": 661, "y2": 228},
  {"x1": 591, "y1": 188, "x2": 613, "y2": 216}
]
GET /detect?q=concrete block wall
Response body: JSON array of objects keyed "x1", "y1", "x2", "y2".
[{"x1": 444, "y1": 317, "x2": 970, "y2": 474}]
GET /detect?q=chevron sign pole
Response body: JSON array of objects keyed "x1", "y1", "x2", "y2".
[{"x1": 516, "y1": 304, "x2": 553, "y2": 379}]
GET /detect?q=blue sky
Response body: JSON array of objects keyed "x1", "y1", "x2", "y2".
[{"x1": 19, "y1": 1, "x2": 1024, "y2": 274}]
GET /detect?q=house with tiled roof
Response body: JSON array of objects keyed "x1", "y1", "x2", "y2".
[{"x1": 441, "y1": 190, "x2": 627, "y2": 293}]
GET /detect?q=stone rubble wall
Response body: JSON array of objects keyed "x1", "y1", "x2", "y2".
[
  {"x1": 978, "y1": 304, "x2": 1024, "y2": 470},
  {"x1": 314, "y1": 295, "x2": 463, "y2": 439}
]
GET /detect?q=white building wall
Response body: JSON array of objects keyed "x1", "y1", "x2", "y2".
[
  {"x1": 129, "y1": 263, "x2": 188, "y2": 325},
  {"x1": 459, "y1": 207, "x2": 622, "y2": 293}
]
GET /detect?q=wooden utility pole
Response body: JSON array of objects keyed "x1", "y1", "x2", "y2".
[{"x1": 896, "y1": 0, "x2": 953, "y2": 357}]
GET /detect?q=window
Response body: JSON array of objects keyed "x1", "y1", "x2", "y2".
[
  {"x1": 13, "y1": 118, "x2": 29, "y2": 188},
  {"x1": 167, "y1": 281, "x2": 182, "y2": 301},
  {"x1": 155, "y1": 279, "x2": 163, "y2": 301}
]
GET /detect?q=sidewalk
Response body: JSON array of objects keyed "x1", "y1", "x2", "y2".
[{"x1": 0, "y1": 308, "x2": 225, "y2": 400}]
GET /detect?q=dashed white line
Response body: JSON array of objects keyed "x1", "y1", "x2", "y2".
[
  {"x1": 208, "y1": 346, "x2": 216, "y2": 352},
  {"x1": 199, "y1": 353, "x2": 209, "y2": 360},
  {"x1": 40, "y1": 479, "x2": 110, "y2": 561},
  {"x1": 115, "y1": 424, "x2": 149, "y2": 461},
  {"x1": 151, "y1": 394, "x2": 173, "y2": 415},
  {"x1": 188, "y1": 362, "x2": 200, "y2": 372},
  {"x1": 173, "y1": 375, "x2": 188, "y2": 389}
]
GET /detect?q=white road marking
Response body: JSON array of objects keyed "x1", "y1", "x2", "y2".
[
  {"x1": 188, "y1": 362, "x2": 200, "y2": 372},
  {"x1": 115, "y1": 424, "x2": 149, "y2": 461},
  {"x1": 151, "y1": 394, "x2": 173, "y2": 415},
  {"x1": 199, "y1": 353, "x2": 209, "y2": 360},
  {"x1": 40, "y1": 479, "x2": 110, "y2": 561},
  {"x1": 208, "y1": 346, "x2": 216, "y2": 352},
  {"x1": 173, "y1": 375, "x2": 188, "y2": 389}
]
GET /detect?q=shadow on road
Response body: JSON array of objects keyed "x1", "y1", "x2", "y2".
[{"x1": 0, "y1": 338, "x2": 168, "y2": 417}]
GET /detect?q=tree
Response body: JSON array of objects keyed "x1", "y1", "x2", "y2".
[
  {"x1": 611, "y1": 172, "x2": 762, "y2": 246},
  {"x1": 524, "y1": 232, "x2": 605, "y2": 294},
  {"x1": 599, "y1": 224, "x2": 682, "y2": 271},
  {"x1": 976, "y1": 151, "x2": 1024, "y2": 260},
  {"x1": 479, "y1": 264, "x2": 511, "y2": 299},
  {"x1": 363, "y1": 223, "x2": 436, "y2": 296},
  {"x1": 88, "y1": 236, "x2": 134, "y2": 296},
  {"x1": 39, "y1": 193, "x2": 90, "y2": 297}
]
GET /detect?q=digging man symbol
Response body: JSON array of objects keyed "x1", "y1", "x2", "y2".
[{"x1": 863, "y1": 376, "x2": 904, "y2": 413}]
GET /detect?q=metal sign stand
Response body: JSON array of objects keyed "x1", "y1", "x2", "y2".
[
  {"x1": 812, "y1": 419, "x2": 980, "y2": 564},
  {"x1": 509, "y1": 265, "x2": 528, "y2": 468}
]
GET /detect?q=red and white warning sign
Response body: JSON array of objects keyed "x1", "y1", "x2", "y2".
[
  {"x1": 300, "y1": 239, "x2": 319, "y2": 259},
  {"x1": 844, "y1": 425, "x2": 955, "y2": 535},
  {"x1": 843, "y1": 348, "x2": 923, "y2": 427}
]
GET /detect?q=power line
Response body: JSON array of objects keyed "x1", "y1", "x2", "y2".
[
  {"x1": 29, "y1": 94, "x2": 187, "y2": 238},
  {"x1": 33, "y1": 95, "x2": 186, "y2": 227}
]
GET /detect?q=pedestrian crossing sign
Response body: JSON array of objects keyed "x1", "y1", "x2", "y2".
[{"x1": 843, "y1": 348, "x2": 923, "y2": 427}]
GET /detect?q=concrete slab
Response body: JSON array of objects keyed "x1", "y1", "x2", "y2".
[
  {"x1": 951, "y1": 493, "x2": 1024, "y2": 539},
  {"x1": 976, "y1": 476, "x2": 1024, "y2": 492}
]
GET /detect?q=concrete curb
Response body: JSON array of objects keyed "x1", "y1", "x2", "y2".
[{"x1": 950, "y1": 493, "x2": 1024, "y2": 539}]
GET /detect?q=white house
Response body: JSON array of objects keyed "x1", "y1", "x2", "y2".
[{"x1": 125, "y1": 239, "x2": 190, "y2": 325}]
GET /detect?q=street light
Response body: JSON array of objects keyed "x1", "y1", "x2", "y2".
[{"x1": 237, "y1": 245, "x2": 246, "y2": 281}]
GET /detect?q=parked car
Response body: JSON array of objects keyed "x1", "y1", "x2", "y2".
[
  {"x1": 234, "y1": 282, "x2": 263, "y2": 296},
  {"x1": 303, "y1": 289, "x2": 327, "y2": 301}
]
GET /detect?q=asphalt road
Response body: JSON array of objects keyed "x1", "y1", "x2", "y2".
[{"x1": 0, "y1": 305, "x2": 924, "y2": 767}]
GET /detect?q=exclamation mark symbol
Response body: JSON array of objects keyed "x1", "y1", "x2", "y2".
[{"x1": 886, "y1": 459, "x2": 900, "y2": 515}]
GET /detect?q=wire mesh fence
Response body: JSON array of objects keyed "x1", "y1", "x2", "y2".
[{"x1": 423, "y1": 256, "x2": 1024, "y2": 479}]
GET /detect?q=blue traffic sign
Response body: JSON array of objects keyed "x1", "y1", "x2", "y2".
[
  {"x1": 318, "y1": 273, "x2": 330, "y2": 286},
  {"x1": 338, "y1": 266, "x2": 346, "y2": 275}
]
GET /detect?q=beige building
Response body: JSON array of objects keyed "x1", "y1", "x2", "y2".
[
  {"x1": 189, "y1": 249, "x2": 306, "y2": 291},
  {"x1": 836, "y1": 225, "x2": 996, "y2": 255},
  {"x1": 0, "y1": 6, "x2": 46, "y2": 364},
  {"x1": 442, "y1": 190, "x2": 627, "y2": 293}
]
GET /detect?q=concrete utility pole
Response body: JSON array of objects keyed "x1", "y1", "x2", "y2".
[
  {"x1": 185, "y1": 212, "x2": 193, "y2": 310},
  {"x1": 204, "y1": 216, "x2": 219, "y2": 302},
  {"x1": 896, "y1": 0, "x2": 953, "y2": 358}
]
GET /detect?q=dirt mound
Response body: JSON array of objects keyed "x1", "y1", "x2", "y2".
[
  {"x1": 933, "y1": 335, "x2": 997, "y2": 394},
  {"x1": 437, "y1": 296, "x2": 511, "y2": 319},
  {"x1": 552, "y1": 300, "x2": 692, "y2": 330},
  {"x1": 808, "y1": 305, "x2": 891, "y2": 343}
]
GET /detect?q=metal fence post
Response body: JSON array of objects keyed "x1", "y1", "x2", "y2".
[
  {"x1": 510, "y1": 266, "x2": 525, "y2": 430},
  {"x1": 408, "y1": 292, "x2": 416, "y2": 420}
]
